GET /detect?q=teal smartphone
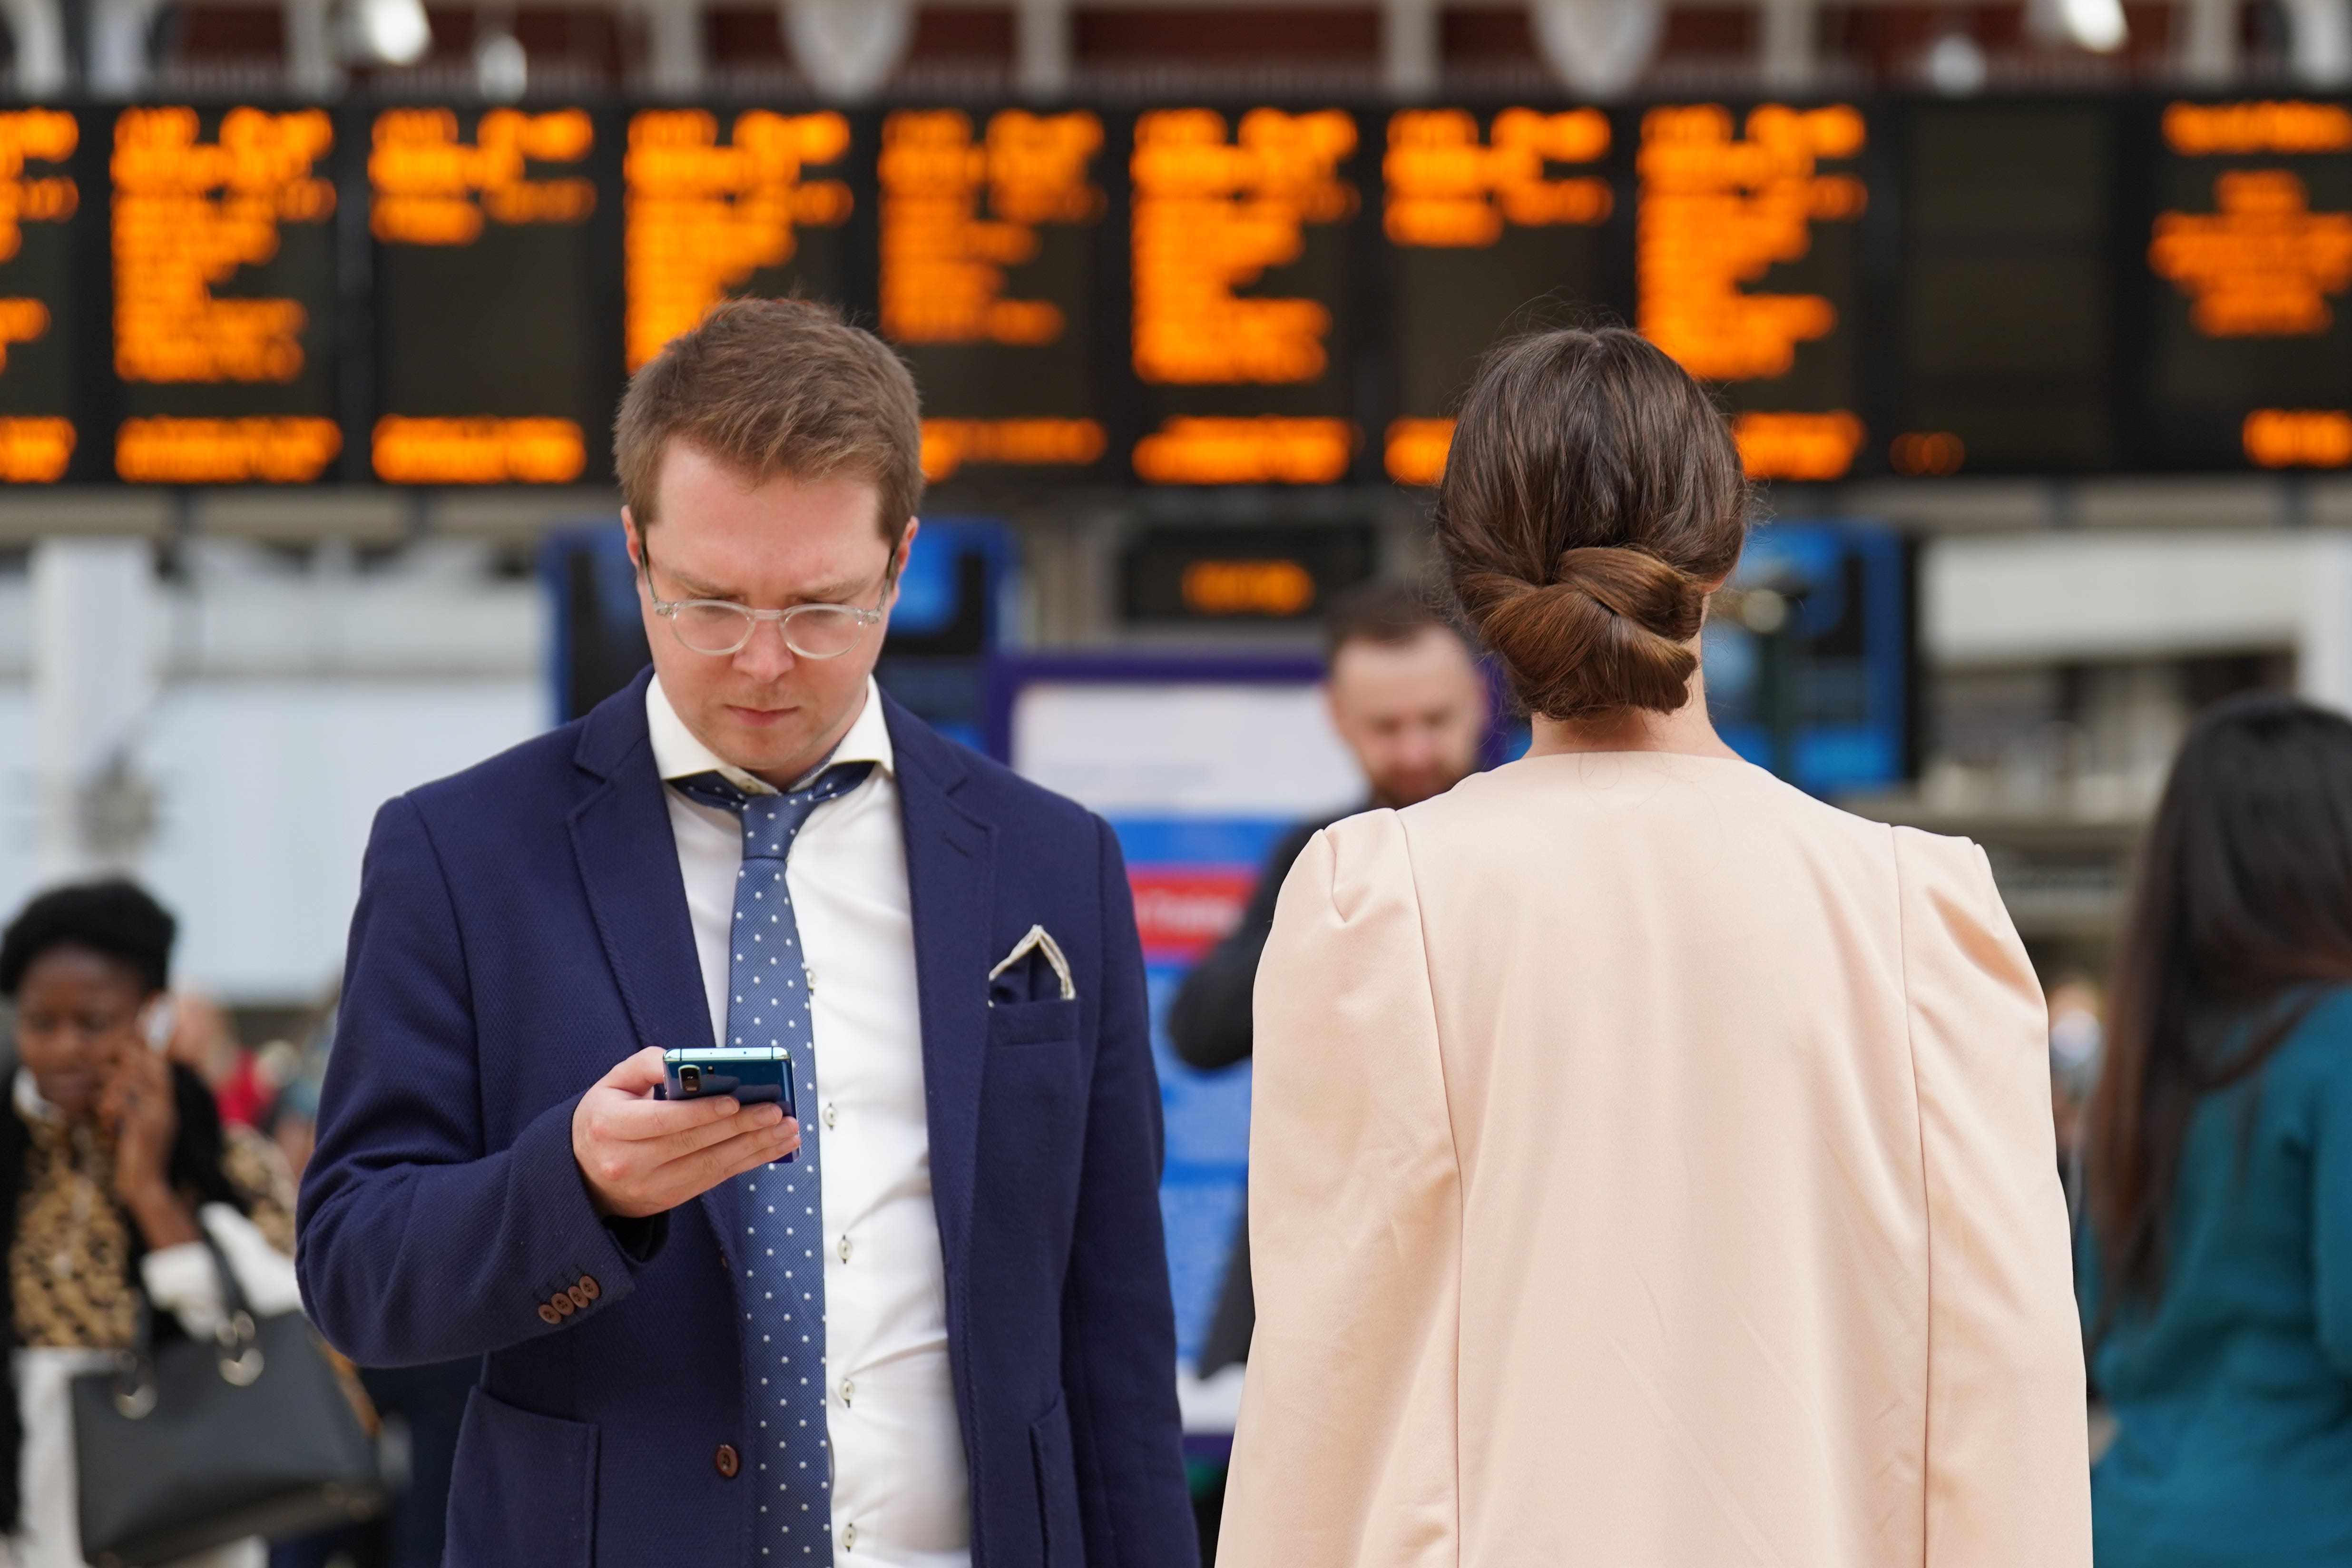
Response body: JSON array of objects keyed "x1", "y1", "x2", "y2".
[{"x1": 662, "y1": 1046, "x2": 796, "y2": 1118}]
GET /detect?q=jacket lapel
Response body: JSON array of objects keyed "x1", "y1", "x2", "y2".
[
  {"x1": 567, "y1": 670, "x2": 736, "y2": 1242},
  {"x1": 884, "y1": 696, "x2": 994, "y2": 1281}
]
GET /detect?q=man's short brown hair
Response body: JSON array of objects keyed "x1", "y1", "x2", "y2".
[
  {"x1": 1323, "y1": 578, "x2": 1460, "y2": 663},
  {"x1": 614, "y1": 298, "x2": 924, "y2": 546}
]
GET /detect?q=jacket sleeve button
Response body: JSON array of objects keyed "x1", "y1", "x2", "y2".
[
  {"x1": 551, "y1": 1293, "x2": 577, "y2": 1317},
  {"x1": 578, "y1": 1274, "x2": 602, "y2": 1302},
  {"x1": 567, "y1": 1283, "x2": 590, "y2": 1309},
  {"x1": 715, "y1": 1443, "x2": 740, "y2": 1479},
  {"x1": 537, "y1": 1303, "x2": 562, "y2": 1325}
]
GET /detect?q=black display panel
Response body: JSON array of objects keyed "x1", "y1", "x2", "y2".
[
  {"x1": 108, "y1": 104, "x2": 341, "y2": 483},
  {"x1": 1382, "y1": 105, "x2": 1617, "y2": 483},
  {"x1": 879, "y1": 106, "x2": 1109, "y2": 486},
  {"x1": 1896, "y1": 101, "x2": 2116, "y2": 474},
  {"x1": 2131, "y1": 98, "x2": 2352, "y2": 471},
  {"x1": 1120, "y1": 522, "x2": 1378, "y2": 621},
  {"x1": 1126, "y1": 106, "x2": 1365, "y2": 487},
  {"x1": 369, "y1": 104, "x2": 621, "y2": 485},
  {"x1": 621, "y1": 105, "x2": 862, "y2": 371},
  {"x1": 1638, "y1": 101, "x2": 1873, "y2": 481},
  {"x1": 0, "y1": 108, "x2": 86, "y2": 482}
]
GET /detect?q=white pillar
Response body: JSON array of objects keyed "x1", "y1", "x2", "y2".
[
  {"x1": 1760, "y1": 0, "x2": 1818, "y2": 91},
  {"x1": 88, "y1": 0, "x2": 162, "y2": 95},
  {"x1": 2285, "y1": 0, "x2": 2352, "y2": 83},
  {"x1": 32, "y1": 538, "x2": 160, "y2": 884},
  {"x1": 0, "y1": 0, "x2": 68, "y2": 96},
  {"x1": 283, "y1": 0, "x2": 343, "y2": 97},
  {"x1": 2179, "y1": 0, "x2": 2238, "y2": 82},
  {"x1": 2300, "y1": 533, "x2": 2352, "y2": 715},
  {"x1": 1016, "y1": 0, "x2": 1070, "y2": 97},
  {"x1": 783, "y1": 0, "x2": 912, "y2": 99},
  {"x1": 1386, "y1": 0, "x2": 1440, "y2": 97},
  {"x1": 1530, "y1": 0, "x2": 1666, "y2": 97},
  {"x1": 644, "y1": 0, "x2": 705, "y2": 95}
]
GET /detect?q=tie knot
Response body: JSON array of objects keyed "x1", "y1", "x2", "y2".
[{"x1": 673, "y1": 762, "x2": 875, "y2": 861}]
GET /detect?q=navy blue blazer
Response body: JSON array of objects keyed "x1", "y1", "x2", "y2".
[{"x1": 296, "y1": 671, "x2": 1196, "y2": 1568}]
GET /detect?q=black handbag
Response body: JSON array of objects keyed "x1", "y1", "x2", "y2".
[{"x1": 69, "y1": 1232, "x2": 383, "y2": 1568}]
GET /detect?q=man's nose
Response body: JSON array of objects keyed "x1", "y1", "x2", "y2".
[{"x1": 732, "y1": 617, "x2": 798, "y2": 678}]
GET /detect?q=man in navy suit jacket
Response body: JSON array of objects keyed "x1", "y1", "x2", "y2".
[{"x1": 297, "y1": 300, "x2": 1195, "y2": 1568}]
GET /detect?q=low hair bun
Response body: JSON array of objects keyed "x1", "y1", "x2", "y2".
[
  {"x1": 1432, "y1": 326, "x2": 1749, "y2": 721},
  {"x1": 1460, "y1": 548, "x2": 1704, "y2": 720}
]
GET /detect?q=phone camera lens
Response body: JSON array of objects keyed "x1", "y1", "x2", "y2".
[{"x1": 679, "y1": 1065, "x2": 700, "y2": 1093}]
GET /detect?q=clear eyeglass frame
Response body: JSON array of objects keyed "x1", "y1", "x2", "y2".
[{"x1": 640, "y1": 545, "x2": 889, "y2": 659}]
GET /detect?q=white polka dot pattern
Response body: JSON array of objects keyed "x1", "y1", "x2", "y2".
[{"x1": 675, "y1": 763, "x2": 872, "y2": 1566}]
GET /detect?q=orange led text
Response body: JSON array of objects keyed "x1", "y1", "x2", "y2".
[
  {"x1": 0, "y1": 416, "x2": 72, "y2": 481},
  {"x1": 2164, "y1": 100, "x2": 2352, "y2": 155},
  {"x1": 624, "y1": 109, "x2": 852, "y2": 371},
  {"x1": 371, "y1": 107, "x2": 595, "y2": 246},
  {"x1": 2244, "y1": 408, "x2": 2352, "y2": 466},
  {"x1": 1384, "y1": 416, "x2": 1454, "y2": 484},
  {"x1": 115, "y1": 415, "x2": 340, "y2": 482},
  {"x1": 2151, "y1": 169, "x2": 2352, "y2": 336},
  {"x1": 882, "y1": 109, "x2": 1101, "y2": 346},
  {"x1": 372, "y1": 416, "x2": 587, "y2": 483},
  {"x1": 1131, "y1": 108, "x2": 1356, "y2": 385},
  {"x1": 1733, "y1": 410, "x2": 1864, "y2": 480},
  {"x1": 1133, "y1": 415, "x2": 1354, "y2": 484},
  {"x1": 1385, "y1": 107, "x2": 1609, "y2": 247},
  {"x1": 921, "y1": 417, "x2": 1105, "y2": 480},
  {"x1": 1638, "y1": 103, "x2": 1865, "y2": 383},
  {"x1": 1181, "y1": 559, "x2": 1318, "y2": 616},
  {"x1": 112, "y1": 107, "x2": 333, "y2": 384}
]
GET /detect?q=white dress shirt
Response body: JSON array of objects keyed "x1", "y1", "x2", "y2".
[{"x1": 647, "y1": 676, "x2": 970, "y2": 1568}]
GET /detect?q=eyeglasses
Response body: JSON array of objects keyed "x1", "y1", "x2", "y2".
[{"x1": 640, "y1": 540, "x2": 889, "y2": 659}]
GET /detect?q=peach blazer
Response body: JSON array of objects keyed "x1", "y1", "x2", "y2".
[{"x1": 1219, "y1": 751, "x2": 2089, "y2": 1568}]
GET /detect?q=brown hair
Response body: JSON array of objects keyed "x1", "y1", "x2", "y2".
[
  {"x1": 1321, "y1": 578, "x2": 1459, "y2": 663},
  {"x1": 1432, "y1": 327, "x2": 1747, "y2": 719},
  {"x1": 614, "y1": 297, "x2": 924, "y2": 546}
]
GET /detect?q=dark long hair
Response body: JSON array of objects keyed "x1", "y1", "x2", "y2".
[{"x1": 2086, "y1": 694, "x2": 2352, "y2": 1306}]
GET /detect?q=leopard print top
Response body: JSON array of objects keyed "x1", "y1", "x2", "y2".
[{"x1": 7, "y1": 1109, "x2": 298, "y2": 1351}]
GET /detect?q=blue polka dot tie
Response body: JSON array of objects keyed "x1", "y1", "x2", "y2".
[{"x1": 674, "y1": 762, "x2": 872, "y2": 1566}]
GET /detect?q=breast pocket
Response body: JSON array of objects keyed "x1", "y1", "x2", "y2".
[{"x1": 987, "y1": 997, "x2": 1080, "y2": 1049}]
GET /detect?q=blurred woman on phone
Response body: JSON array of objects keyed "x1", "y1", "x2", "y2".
[
  {"x1": 1217, "y1": 327, "x2": 2089, "y2": 1568},
  {"x1": 2080, "y1": 696, "x2": 2352, "y2": 1567},
  {"x1": 0, "y1": 881, "x2": 298, "y2": 1568}
]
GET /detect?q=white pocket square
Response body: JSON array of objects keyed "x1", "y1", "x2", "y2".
[{"x1": 990, "y1": 924, "x2": 1076, "y2": 1000}]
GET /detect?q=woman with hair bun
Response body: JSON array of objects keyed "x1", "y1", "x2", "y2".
[{"x1": 1217, "y1": 328, "x2": 2090, "y2": 1568}]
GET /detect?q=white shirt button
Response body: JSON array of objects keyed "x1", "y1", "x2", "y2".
[
  {"x1": 843, "y1": 1521, "x2": 857, "y2": 1551},
  {"x1": 837, "y1": 1233, "x2": 853, "y2": 1262},
  {"x1": 823, "y1": 1102, "x2": 838, "y2": 1130},
  {"x1": 839, "y1": 1377, "x2": 855, "y2": 1406}
]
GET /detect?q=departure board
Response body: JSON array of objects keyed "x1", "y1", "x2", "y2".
[
  {"x1": 110, "y1": 105, "x2": 340, "y2": 483},
  {"x1": 622, "y1": 107, "x2": 857, "y2": 371},
  {"x1": 0, "y1": 91, "x2": 2338, "y2": 488},
  {"x1": 371, "y1": 105, "x2": 615, "y2": 484},
  {"x1": 1128, "y1": 106, "x2": 1362, "y2": 486},
  {"x1": 2135, "y1": 99, "x2": 2352, "y2": 470},
  {"x1": 1382, "y1": 106, "x2": 1615, "y2": 484},
  {"x1": 882, "y1": 107, "x2": 1108, "y2": 485},
  {"x1": 1896, "y1": 102, "x2": 2115, "y2": 473},
  {"x1": 1639, "y1": 102, "x2": 1871, "y2": 481},
  {"x1": 0, "y1": 109, "x2": 83, "y2": 482}
]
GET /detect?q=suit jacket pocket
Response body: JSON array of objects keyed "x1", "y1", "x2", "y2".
[
  {"x1": 988, "y1": 997, "x2": 1080, "y2": 1048},
  {"x1": 445, "y1": 1385, "x2": 598, "y2": 1568},
  {"x1": 1029, "y1": 1390, "x2": 1087, "y2": 1568}
]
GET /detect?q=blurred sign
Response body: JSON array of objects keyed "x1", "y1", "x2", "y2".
[
  {"x1": 372, "y1": 106, "x2": 617, "y2": 485},
  {"x1": 1704, "y1": 519, "x2": 1915, "y2": 795},
  {"x1": 1120, "y1": 522, "x2": 1375, "y2": 624},
  {"x1": 995, "y1": 656, "x2": 1357, "y2": 1377},
  {"x1": 0, "y1": 94, "x2": 2347, "y2": 486}
]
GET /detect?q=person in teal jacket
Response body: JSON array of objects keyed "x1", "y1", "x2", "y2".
[{"x1": 2078, "y1": 693, "x2": 2352, "y2": 1567}]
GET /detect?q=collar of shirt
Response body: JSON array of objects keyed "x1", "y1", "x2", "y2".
[{"x1": 645, "y1": 674, "x2": 895, "y2": 797}]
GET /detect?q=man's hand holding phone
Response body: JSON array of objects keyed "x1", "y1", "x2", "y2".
[{"x1": 572, "y1": 1047, "x2": 801, "y2": 1218}]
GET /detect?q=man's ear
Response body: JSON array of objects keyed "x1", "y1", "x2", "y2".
[
  {"x1": 621, "y1": 508, "x2": 642, "y2": 568},
  {"x1": 887, "y1": 518, "x2": 921, "y2": 604}
]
